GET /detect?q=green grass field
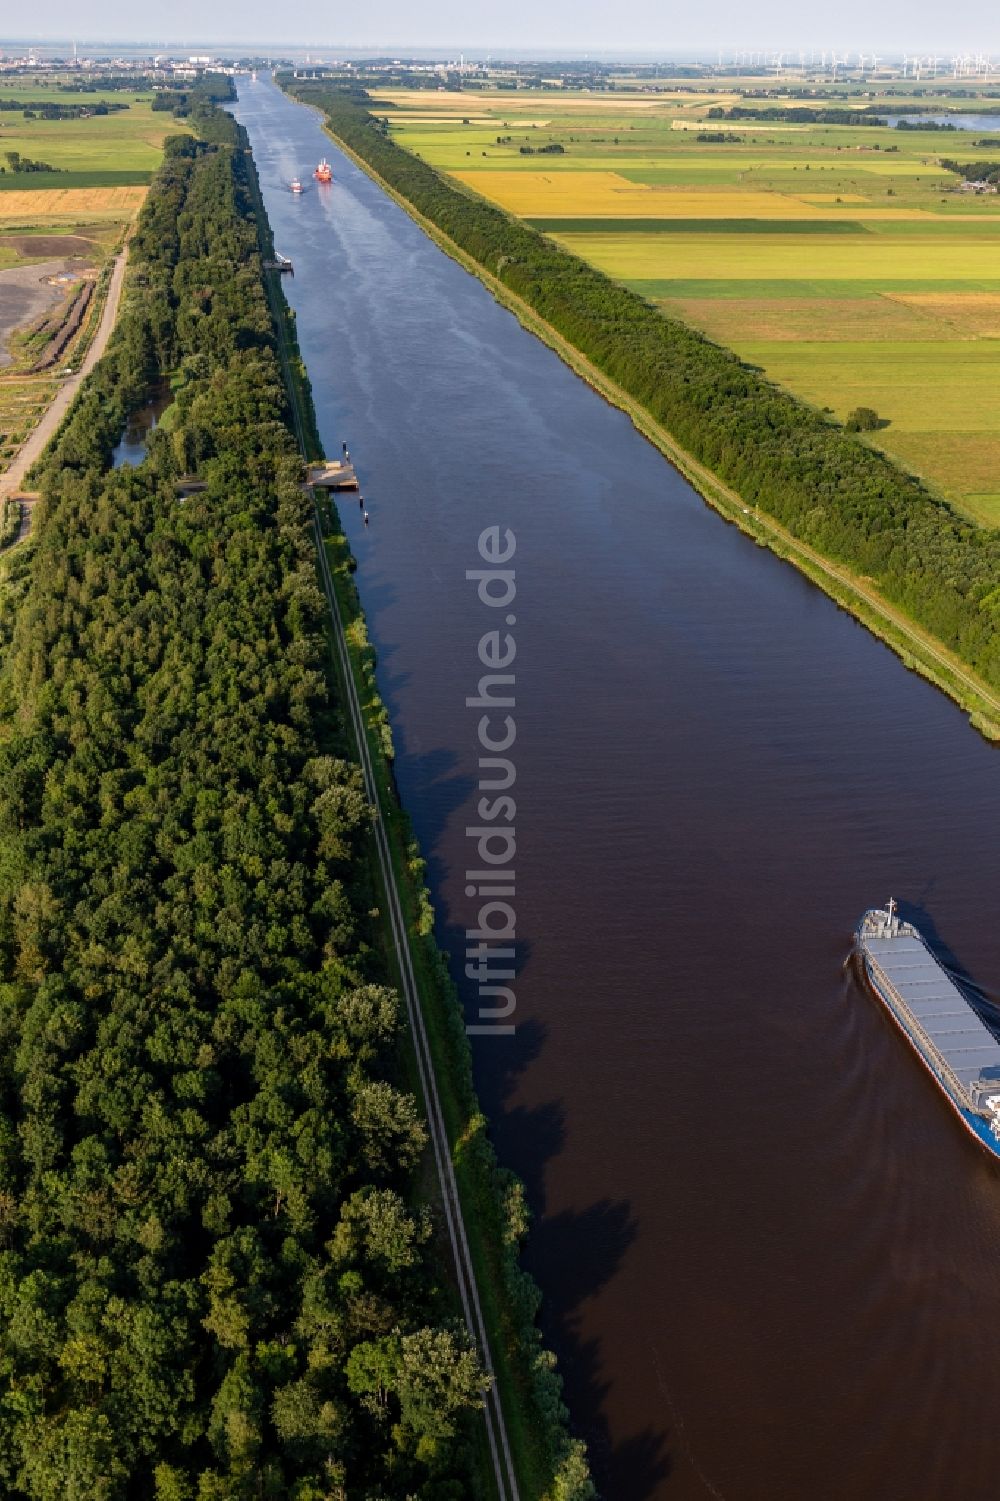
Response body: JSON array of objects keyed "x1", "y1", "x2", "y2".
[
  {"x1": 380, "y1": 84, "x2": 1000, "y2": 522},
  {"x1": 0, "y1": 78, "x2": 155, "y2": 104},
  {"x1": 0, "y1": 171, "x2": 151, "y2": 190},
  {"x1": 550, "y1": 230, "x2": 1000, "y2": 280},
  {"x1": 0, "y1": 85, "x2": 183, "y2": 244},
  {"x1": 0, "y1": 98, "x2": 185, "y2": 174}
]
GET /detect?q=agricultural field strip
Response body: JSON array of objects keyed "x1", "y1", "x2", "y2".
[
  {"x1": 449, "y1": 171, "x2": 964, "y2": 217},
  {"x1": 553, "y1": 232, "x2": 1000, "y2": 278},
  {"x1": 658, "y1": 291, "x2": 1000, "y2": 341},
  {"x1": 0, "y1": 226, "x2": 118, "y2": 263},
  {"x1": 0, "y1": 98, "x2": 183, "y2": 171},
  {"x1": 385, "y1": 88, "x2": 1000, "y2": 523},
  {"x1": 0, "y1": 187, "x2": 147, "y2": 221}
]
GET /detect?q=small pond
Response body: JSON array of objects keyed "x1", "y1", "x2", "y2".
[{"x1": 111, "y1": 385, "x2": 173, "y2": 469}]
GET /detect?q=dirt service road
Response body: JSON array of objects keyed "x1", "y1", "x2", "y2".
[{"x1": 0, "y1": 246, "x2": 128, "y2": 504}]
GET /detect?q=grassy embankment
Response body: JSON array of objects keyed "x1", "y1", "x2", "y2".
[
  {"x1": 283, "y1": 80, "x2": 1000, "y2": 742},
  {"x1": 240, "y1": 133, "x2": 595, "y2": 1501},
  {"x1": 380, "y1": 86, "x2": 1000, "y2": 527}
]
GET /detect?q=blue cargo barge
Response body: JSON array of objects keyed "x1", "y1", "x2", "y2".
[{"x1": 856, "y1": 901, "x2": 1000, "y2": 1160}]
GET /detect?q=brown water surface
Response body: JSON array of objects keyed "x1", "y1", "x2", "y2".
[{"x1": 232, "y1": 78, "x2": 1000, "y2": 1501}]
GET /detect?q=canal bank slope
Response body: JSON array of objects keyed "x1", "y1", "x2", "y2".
[{"x1": 283, "y1": 79, "x2": 1000, "y2": 743}]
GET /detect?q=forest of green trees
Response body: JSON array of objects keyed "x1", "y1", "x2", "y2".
[
  {"x1": 706, "y1": 104, "x2": 886, "y2": 124},
  {"x1": 0, "y1": 113, "x2": 493, "y2": 1498},
  {"x1": 941, "y1": 157, "x2": 1000, "y2": 183},
  {"x1": 288, "y1": 80, "x2": 1000, "y2": 701}
]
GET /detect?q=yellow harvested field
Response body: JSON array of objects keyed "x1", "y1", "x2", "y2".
[
  {"x1": 454, "y1": 172, "x2": 942, "y2": 221},
  {"x1": 453, "y1": 171, "x2": 840, "y2": 218},
  {"x1": 372, "y1": 88, "x2": 695, "y2": 111},
  {"x1": 799, "y1": 193, "x2": 870, "y2": 203},
  {"x1": 389, "y1": 113, "x2": 556, "y2": 126},
  {"x1": 887, "y1": 292, "x2": 1000, "y2": 337},
  {"x1": 553, "y1": 232, "x2": 1000, "y2": 280},
  {"x1": 0, "y1": 187, "x2": 147, "y2": 220}
]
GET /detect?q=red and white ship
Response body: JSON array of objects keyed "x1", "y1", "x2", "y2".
[{"x1": 314, "y1": 159, "x2": 333, "y2": 183}]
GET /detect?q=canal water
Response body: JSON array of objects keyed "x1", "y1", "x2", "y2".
[{"x1": 231, "y1": 79, "x2": 1000, "y2": 1501}]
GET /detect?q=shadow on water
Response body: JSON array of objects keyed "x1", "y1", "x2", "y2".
[
  {"x1": 475, "y1": 1035, "x2": 662, "y2": 1491},
  {"x1": 440, "y1": 985, "x2": 660, "y2": 1489},
  {"x1": 529, "y1": 1198, "x2": 671, "y2": 1497},
  {"x1": 384, "y1": 721, "x2": 656, "y2": 1487}
]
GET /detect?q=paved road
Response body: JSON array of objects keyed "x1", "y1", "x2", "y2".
[{"x1": 0, "y1": 246, "x2": 128, "y2": 503}]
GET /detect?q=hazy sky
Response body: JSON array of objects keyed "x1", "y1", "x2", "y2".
[{"x1": 7, "y1": 0, "x2": 997, "y2": 54}]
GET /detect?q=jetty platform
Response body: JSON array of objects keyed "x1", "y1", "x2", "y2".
[{"x1": 307, "y1": 461, "x2": 359, "y2": 491}]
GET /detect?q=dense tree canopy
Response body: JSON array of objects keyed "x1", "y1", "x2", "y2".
[
  {"x1": 707, "y1": 104, "x2": 886, "y2": 125},
  {"x1": 941, "y1": 157, "x2": 1000, "y2": 184},
  {"x1": 0, "y1": 116, "x2": 487, "y2": 1498}
]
